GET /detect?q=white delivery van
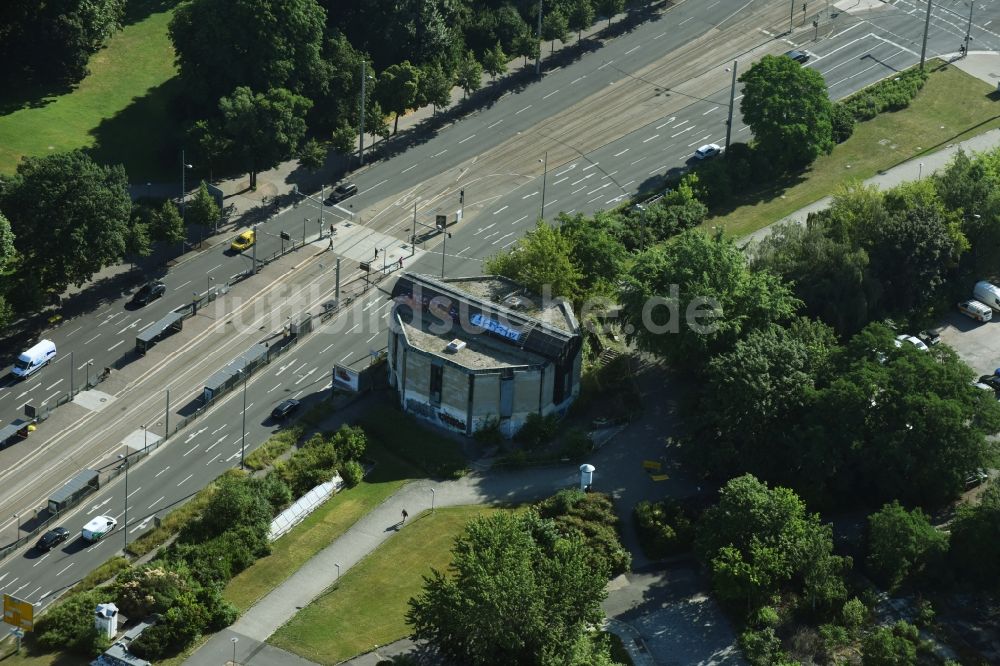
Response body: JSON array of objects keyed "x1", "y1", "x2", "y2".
[
  {"x1": 81, "y1": 515, "x2": 117, "y2": 542},
  {"x1": 973, "y1": 281, "x2": 1000, "y2": 311},
  {"x1": 11, "y1": 339, "x2": 56, "y2": 379}
]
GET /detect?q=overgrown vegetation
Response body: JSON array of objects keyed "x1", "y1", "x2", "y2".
[
  {"x1": 244, "y1": 426, "x2": 303, "y2": 470},
  {"x1": 359, "y1": 405, "x2": 467, "y2": 478},
  {"x1": 633, "y1": 499, "x2": 695, "y2": 560}
]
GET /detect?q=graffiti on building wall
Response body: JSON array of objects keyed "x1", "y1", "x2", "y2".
[{"x1": 438, "y1": 411, "x2": 466, "y2": 432}]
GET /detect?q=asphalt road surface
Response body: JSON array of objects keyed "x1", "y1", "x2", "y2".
[{"x1": 0, "y1": 0, "x2": 997, "y2": 612}]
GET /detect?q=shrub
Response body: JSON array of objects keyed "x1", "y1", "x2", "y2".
[
  {"x1": 473, "y1": 415, "x2": 504, "y2": 446},
  {"x1": 861, "y1": 620, "x2": 919, "y2": 666},
  {"x1": 840, "y1": 67, "x2": 928, "y2": 123},
  {"x1": 341, "y1": 459, "x2": 364, "y2": 487},
  {"x1": 739, "y1": 628, "x2": 786, "y2": 666},
  {"x1": 245, "y1": 426, "x2": 302, "y2": 470},
  {"x1": 559, "y1": 428, "x2": 593, "y2": 460},
  {"x1": 36, "y1": 588, "x2": 109, "y2": 656},
  {"x1": 633, "y1": 499, "x2": 695, "y2": 559},
  {"x1": 516, "y1": 412, "x2": 560, "y2": 448},
  {"x1": 752, "y1": 605, "x2": 781, "y2": 629},
  {"x1": 246, "y1": 474, "x2": 293, "y2": 512},
  {"x1": 830, "y1": 103, "x2": 856, "y2": 143},
  {"x1": 842, "y1": 597, "x2": 868, "y2": 633},
  {"x1": 330, "y1": 424, "x2": 367, "y2": 461},
  {"x1": 73, "y1": 556, "x2": 130, "y2": 593},
  {"x1": 536, "y1": 491, "x2": 632, "y2": 577}
]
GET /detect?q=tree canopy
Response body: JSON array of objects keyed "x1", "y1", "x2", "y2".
[
  {"x1": 407, "y1": 510, "x2": 615, "y2": 666},
  {"x1": 866, "y1": 501, "x2": 947, "y2": 591},
  {"x1": 739, "y1": 54, "x2": 834, "y2": 171},
  {"x1": 0, "y1": 151, "x2": 131, "y2": 308}
]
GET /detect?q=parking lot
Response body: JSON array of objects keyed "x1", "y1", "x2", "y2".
[{"x1": 935, "y1": 306, "x2": 1000, "y2": 379}]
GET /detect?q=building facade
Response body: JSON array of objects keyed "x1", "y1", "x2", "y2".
[{"x1": 388, "y1": 273, "x2": 582, "y2": 438}]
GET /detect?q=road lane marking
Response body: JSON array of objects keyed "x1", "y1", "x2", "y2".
[
  {"x1": 458, "y1": 134, "x2": 476, "y2": 144},
  {"x1": 649, "y1": 165, "x2": 669, "y2": 174},
  {"x1": 642, "y1": 134, "x2": 660, "y2": 143},
  {"x1": 512, "y1": 215, "x2": 528, "y2": 225},
  {"x1": 487, "y1": 119, "x2": 503, "y2": 128},
  {"x1": 614, "y1": 148, "x2": 630, "y2": 156},
  {"x1": 493, "y1": 232, "x2": 514, "y2": 245},
  {"x1": 184, "y1": 443, "x2": 199, "y2": 456},
  {"x1": 493, "y1": 205, "x2": 509, "y2": 214},
  {"x1": 56, "y1": 564, "x2": 73, "y2": 576},
  {"x1": 543, "y1": 199, "x2": 557, "y2": 208},
  {"x1": 360, "y1": 179, "x2": 388, "y2": 195},
  {"x1": 571, "y1": 75, "x2": 585, "y2": 84},
  {"x1": 148, "y1": 496, "x2": 165, "y2": 509},
  {"x1": 679, "y1": 16, "x2": 693, "y2": 25},
  {"x1": 542, "y1": 89, "x2": 560, "y2": 99},
  {"x1": 671, "y1": 126, "x2": 694, "y2": 138},
  {"x1": 702, "y1": 107, "x2": 718, "y2": 115},
  {"x1": 154, "y1": 466, "x2": 170, "y2": 478},
  {"x1": 582, "y1": 162, "x2": 599, "y2": 171},
  {"x1": 211, "y1": 424, "x2": 226, "y2": 435},
  {"x1": 554, "y1": 164, "x2": 576, "y2": 177},
  {"x1": 127, "y1": 486, "x2": 141, "y2": 499},
  {"x1": 177, "y1": 474, "x2": 193, "y2": 486},
  {"x1": 552, "y1": 176, "x2": 569, "y2": 185},
  {"x1": 84, "y1": 334, "x2": 101, "y2": 344},
  {"x1": 653, "y1": 32, "x2": 667, "y2": 39},
  {"x1": 689, "y1": 134, "x2": 712, "y2": 147},
  {"x1": 571, "y1": 186, "x2": 587, "y2": 194},
  {"x1": 457, "y1": 246, "x2": 471, "y2": 256},
  {"x1": 107, "y1": 340, "x2": 124, "y2": 352},
  {"x1": 367, "y1": 332, "x2": 380, "y2": 343},
  {"x1": 42, "y1": 391, "x2": 59, "y2": 406},
  {"x1": 522, "y1": 191, "x2": 538, "y2": 199},
  {"x1": 571, "y1": 174, "x2": 595, "y2": 185},
  {"x1": 401, "y1": 164, "x2": 418, "y2": 173},
  {"x1": 77, "y1": 358, "x2": 94, "y2": 371},
  {"x1": 294, "y1": 368, "x2": 317, "y2": 385},
  {"x1": 597, "y1": 60, "x2": 615, "y2": 69},
  {"x1": 625, "y1": 46, "x2": 640, "y2": 55},
  {"x1": 587, "y1": 183, "x2": 611, "y2": 195},
  {"x1": 515, "y1": 105, "x2": 532, "y2": 114},
  {"x1": 45, "y1": 379, "x2": 63, "y2": 391},
  {"x1": 118, "y1": 319, "x2": 140, "y2": 335},
  {"x1": 631, "y1": 156, "x2": 647, "y2": 165},
  {"x1": 33, "y1": 553, "x2": 50, "y2": 567}
]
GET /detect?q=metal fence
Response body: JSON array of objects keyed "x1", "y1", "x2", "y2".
[{"x1": 269, "y1": 475, "x2": 344, "y2": 541}]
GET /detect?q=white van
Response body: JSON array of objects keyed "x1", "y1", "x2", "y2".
[
  {"x1": 11, "y1": 339, "x2": 56, "y2": 379},
  {"x1": 958, "y1": 299, "x2": 993, "y2": 322},
  {"x1": 81, "y1": 515, "x2": 117, "y2": 542},
  {"x1": 973, "y1": 281, "x2": 1000, "y2": 311}
]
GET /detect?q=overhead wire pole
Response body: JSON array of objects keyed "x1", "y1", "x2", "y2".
[
  {"x1": 964, "y1": 1, "x2": 975, "y2": 57},
  {"x1": 359, "y1": 60, "x2": 367, "y2": 165},
  {"x1": 725, "y1": 61, "x2": 738, "y2": 150},
  {"x1": 920, "y1": 0, "x2": 934, "y2": 69},
  {"x1": 539, "y1": 151, "x2": 548, "y2": 220},
  {"x1": 789, "y1": 0, "x2": 795, "y2": 33}
]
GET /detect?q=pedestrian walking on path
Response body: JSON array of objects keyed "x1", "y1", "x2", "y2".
[{"x1": 401, "y1": 509, "x2": 408, "y2": 523}]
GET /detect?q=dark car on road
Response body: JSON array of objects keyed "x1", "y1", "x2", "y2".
[
  {"x1": 271, "y1": 399, "x2": 301, "y2": 420},
  {"x1": 36, "y1": 527, "x2": 70, "y2": 551},
  {"x1": 326, "y1": 182, "x2": 358, "y2": 204},
  {"x1": 784, "y1": 49, "x2": 810, "y2": 64},
  {"x1": 132, "y1": 281, "x2": 166, "y2": 306}
]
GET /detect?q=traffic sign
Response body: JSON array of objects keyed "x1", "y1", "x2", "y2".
[{"x1": 4, "y1": 594, "x2": 34, "y2": 631}]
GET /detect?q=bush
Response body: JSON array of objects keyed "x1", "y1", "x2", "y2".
[
  {"x1": 840, "y1": 67, "x2": 928, "y2": 123},
  {"x1": 633, "y1": 499, "x2": 695, "y2": 559},
  {"x1": 36, "y1": 589, "x2": 109, "y2": 656},
  {"x1": 842, "y1": 597, "x2": 868, "y2": 633},
  {"x1": 245, "y1": 426, "x2": 302, "y2": 470},
  {"x1": 536, "y1": 490, "x2": 632, "y2": 577},
  {"x1": 830, "y1": 103, "x2": 856, "y2": 143},
  {"x1": 74, "y1": 556, "x2": 130, "y2": 593},
  {"x1": 559, "y1": 428, "x2": 593, "y2": 460},
  {"x1": 516, "y1": 412, "x2": 560, "y2": 448},
  {"x1": 341, "y1": 459, "x2": 364, "y2": 487},
  {"x1": 752, "y1": 605, "x2": 781, "y2": 629},
  {"x1": 861, "y1": 620, "x2": 919, "y2": 666},
  {"x1": 739, "y1": 628, "x2": 786, "y2": 666},
  {"x1": 330, "y1": 424, "x2": 367, "y2": 461},
  {"x1": 473, "y1": 415, "x2": 504, "y2": 446}
]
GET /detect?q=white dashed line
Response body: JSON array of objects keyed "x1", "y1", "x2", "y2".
[
  {"x1": 522, "y1": 191, "x2": 539, "y2": 199},
  {"x1": 84, "y1": 334, "x2": 100, "y2": 344},
  {"x1": 571, "y1": 76, "x2": 585, "y2": 84},
  {"x1": 493, "y1": 205, "x2": 509, "y2": 214},
  {"x1": 512, "y1": 215, "x2": 528, "y2": 225},
  {"x1": 148, "y1": 496, "x2": 165, "y2": 510},
  {"x1": 515, "y1": 105, "x2": 532, "y2": 114},
  {"x1": 702, "y1": 107, "x2": 718, "y2": 115},
  {"x1": 582, "y1": 162, "x2": 599, "y2": 171},
  {"x1": 56, "y1": 564, "x2": 74, "y2": 576},
  {"x1": 487, "y1": 119, "x2": 503, "y2": 128},
  {"x1": 154, "y1": 466, "x2": 170, "y2": 478},
  {"x1": 671, "y1": 126, "x2": 694, "y2": 138},
  {"x1": 642, "y1": 134, "x2": 660, "y2": 143},
  {"x1": 614, "y1": 148, "x2": 630, "y2": 156},
  {"x1": 177, "y1": 474, "x2": 193, "y2": 486},
  {"x1": 552, "y1": 176, "x2": 569, "y2": 185},
  {"x1": 431, "y1": 150, "x2": 447, "y2": 158},
  {"x1": 401, "y1": 164, "x2": 418, "y2": 173},
  {"x1": 625, "y1": 46, "x2": 640, "y2": 55},
  {"x1": 542, "y1": 89, "x2": 560, "y2": 99},
  {"x1": 107, "y1": 340, "x2": 124, "y2": 352},
  {"x1": 458, "y1": 134, "x2": 476, "y2": 144}
]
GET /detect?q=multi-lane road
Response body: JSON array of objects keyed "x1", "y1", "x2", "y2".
[{"x1": 0, "y1": 0, "x2": 997, "y2": 614}]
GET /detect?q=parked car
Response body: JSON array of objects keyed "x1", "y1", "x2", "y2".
[
  {"x1": 326, "y1": 181, "x2": 358, "y2": 204},
  {"x1": 35, "y1": 527, "x2": 70, "y2": 552},
  {"x1": 271, "y1": 399, "x2": 301, "y2": 420},
  {"x1": 784, "y1": 49, "x2": 810, "y2": 63},
  {"x1": 132, "y1": 281, "x2": 166, "y2": 306},
  {"x1": 693, "y1": 143, "x2": 722, "y2": 160},
  {"x1": 917, "y1": 328, "x2": 942, "y2": 346},
  {"x1": 895, "y1": 334, "x2": 929, "y2": 352},
  {"x1": 965, "y1": 468, "x2": 989, "y2": 489},
  {"x1": 978, "y1": 375, "x2": 1000, "y2": 391},
  {"x1": 230, "y1": 229, "x2": 256, "y2": 251},
  {"x1": 958, "y1": 299, "x2": 992, "y2": 322}
]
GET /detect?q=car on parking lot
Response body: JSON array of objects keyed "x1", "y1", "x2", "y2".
[
  {"x1": 965, "y1": 468, "x2": 989, "y2": 489},
  {"x1": 231, "y1": 229, "x2": 256, "y2": 251},
  {"x1": 326, "y1": 181, "x2": 358, "y2": 204},
  {"x1": 958, "y1": 299, "x2": 992, "y2": 322},
  {"x1": 918, "y1": 328, "x2": 942, "y2": 346},
  {"x1": 978, "y1": 374, "x2": 1000, "y2": 391},
  {"x1": 271, "y1": 399, "x2": 300, "y2": 420},
  {"x1": 784, "y1": 49, "x2": 810, "y2": 64},
  {"x1": 35, "y1": 527, "x2": 70, "y2": 551},
  {"x1": 131, "y1": 280, "x2": 166, "y2": 306},
  {"x1": 693, "y1": 143, "x2": 722, "y2": 160},
  {"x1": 895, "y1": 334, "x2": 929, "y2": 352}
]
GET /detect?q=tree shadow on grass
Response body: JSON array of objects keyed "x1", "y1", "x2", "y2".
[
  {"x1": 0, "y1": 79, "x2": 74, "y2": 116},
  {"x1": 86, "y1": 77, "x2": 187, "y2": 181},
  {"x1": 122, "y1": 0, "x2": 185, "y2": 27}
]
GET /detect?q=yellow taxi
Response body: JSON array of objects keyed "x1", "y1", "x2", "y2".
[{"x1": 230, "y1": 229, "x2": 256, "y2": 251}]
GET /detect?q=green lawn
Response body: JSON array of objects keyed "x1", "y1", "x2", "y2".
[
  {"x1": 0, "y1": 0, "x2": 183, "y2": 179},
  {"x1": 269, "y1": 505, "x2": 501, "y2": 665},
  {"x1": 711, "y1": 60, "x2": 1000, "y2": 237},
  {"x1": 223, "y1": 440, "x2": 420, "y2": 611}
]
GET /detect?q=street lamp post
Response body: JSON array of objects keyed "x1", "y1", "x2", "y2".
[
  {"x1": 231, "y1": 637, "x2": 238, "y2": 666},
  {"x1": 920, "y1": 0, "x2": 934, "y2": 69},
  {"x1": 142, "y1": 425, "x2": 148, "y2": 454},
  {"x1": 964, "y1": 1, "x2": 975, "y2": 57},
  {"x1": 919, "y1": 162, "x2": 925, "y2": 179},
  {"x1": 335, "y1": 562, "x2": 341, "y2": 581},
  {"x1": 431, "y1": 488, "x2": 436, "y2": 512},
  {"x1": 12, "y1": 513, "x2": 19, "y2": 540},
  {"x1": 69, "y1": 350, "x2": 74, "y2": 398},
  {"x1": 303, "y1": 217, "x2": 309, "y2": 245},
  {"x1": 240, "y1": 368, "x2": 248, "y2": 471},
  {"x1": 539, "y1": 152, "x2": 548, "y2": 220},
  {"x1": 207, "y1": 275, "x2": 214, "y2": 298},
  {"x1": 440, "y1": 229, "x2": 452, "y2": 279},
  {"x1": 536, "y1": 0, "x2": 544, "y2": 77},
  {"x1": 725, "y1": 61, "x2": 738, "y2": 150},
  {"x1": 181, "y1": 151, "x2": 193, "y2": 226},
  {"x1": 123, "y1": 449, "x2": 128, "y2": 551},
  {"x1": 86, "y1": 360, "x2": 93, "y2": 388}
]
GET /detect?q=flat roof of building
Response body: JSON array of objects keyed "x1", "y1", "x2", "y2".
[
  {"x1": 446, "y1": 275, "x2": 577, "y2": 334},
  {"x1": 399, "y1": 314, "x2": 547, "y2": 370}
]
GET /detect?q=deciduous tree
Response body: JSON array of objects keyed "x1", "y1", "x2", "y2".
[
  {"x1": 866, "y1": 501, "x2": 948, "y2": 591},
  {"x1": 568, "y1": 0, "x2": 596, "y2": 41},
  {"x1": 186, "y1": 181, "x2": 221, "y2": 232},
  {"x1": 455, "y1": 50, "x2": 483, "y2": 98},
  {"x1": 407, "y1": 511, "x2": 612, "y2": 665},
  {"x1": 542, "y1": 9, "x2": 570, "y2": 53},
  {"x1": 217, "y1": 87, "x2": 312, "y2": 190},
  {"x1": 482, "y1": 42, "x2": 508, "y2": 81},
  {"x1": 418, "y1": 61, "x2": 453, "y2": 112},
  {"x1": 376, "y1": 61, "x2": 421, "y2": 134},
  {"x1": 485, "y1": 220, "x2": 583, "y2": 302},
  {"x1": 739, "y1": 54, "x2": 834, "y2": 171}
]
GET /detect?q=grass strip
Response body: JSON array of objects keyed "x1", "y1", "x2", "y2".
[
  {"x1": 269, "y1": 505, "x2": 500, "y2": 665},
  {"x1": 359, "y1": 405, "x2": 468, "y2": 479},
  {"x1": 709, "y1": 61, "x2": 1000, "y2": 237}
]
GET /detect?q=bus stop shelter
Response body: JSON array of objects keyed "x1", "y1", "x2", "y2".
[{"x1": 135, "y1": 310, "x2": 185, "y2": 354}]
